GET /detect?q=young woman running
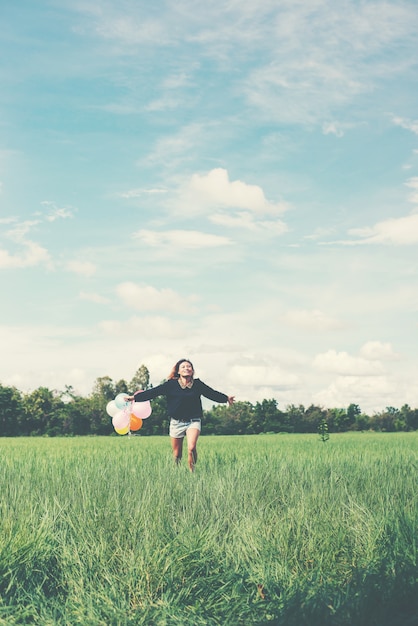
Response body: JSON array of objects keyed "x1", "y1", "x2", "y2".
[{"x1": 126, "y1": 358, "x2": 234, "y2": 471}]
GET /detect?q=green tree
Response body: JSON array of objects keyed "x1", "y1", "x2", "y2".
[
  {"x1": 227, "y1": 401, "x2": 254, "y2": 435},
  {"x1": 326, "y1": 407, "x2": 346, "y2": 432},
  {"x1": 204, "y1": 401, "x2": 253, "y2": 435},
  {"x1": 252, "y1": 399, "x2": 288, "y2": 433},
  {"x1": 91, "y1": 376, "x2": 116, "y2": 402},
  {"x1": 114, "y1": 379, "x2": 129, "y2": 395},
  {"x1": 396, "y1": 404, "x2": 418, "y2": 431},
  {"x1": 402, "y1": 404, "x2": 418, "y2": 431},
  {"x1": 205, "y1": 404, "x2": 233, "y2": 435},
  {"x1": 22, "y1": 387, "x2": 65, "y2": 436},
  {"x1": 369, "y1": 406, "x2": 399, "y2": 432},
  {"x1": 61, "y1": 396, "x2": 93, "y2": 435},
  {"x1": 326, "y1": 404, "x2": 362, "y2": 432},
  {"x1": 346, "y1": 403, "x2": 361, "y2": 430},
  {"x1": 0, "y1": 384, "x2": 24, "y2": 436},
  {"x1": 130, "y1": 365, "x2": 150, "y2": 391},
  {"x1": 302, "y1": 405, "x2": 327, "y2": 433},
  {"x1": 285, "y1": 404, "x2": 306, "y2": 433},
  {"x1": 354, "y1": 411, "x2": 370, "y2": 431},
  {"x1": 89, "y1": 376, "x2": 117, "y2": 435}
]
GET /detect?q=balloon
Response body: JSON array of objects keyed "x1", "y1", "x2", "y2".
[
  {"x1": 112, "y1": 408, "x2": 130, "y2": 430},
  {"x1": 114, "y1": 393, "x2": 130, "y2": 409},
  {"x1": 114, "y1": 425, "x2": 129, "y2": 435},
  {"x1": 130, "y1": 414, "x2": 143, "y2": 431},
  {"x1": 106, "y1": 400, "x2": 119, "y2": 418},
  {"x1": 131, "y1": 400, "x2": 152, "y2": 419}
]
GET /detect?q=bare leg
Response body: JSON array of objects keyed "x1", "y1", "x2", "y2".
[
  {"x1": 186, "y1": 427, "x2": 200, "y2": 472},
  {"x1": 171, "y1": 437, "x2": 183, "y2": 465}
]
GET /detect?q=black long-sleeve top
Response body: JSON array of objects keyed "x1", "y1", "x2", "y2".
[{"x1": 133, "y1": 378, "x2": 228, "y2": 421}]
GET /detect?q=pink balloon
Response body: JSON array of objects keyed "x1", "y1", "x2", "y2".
[
  {"x1": 112, "y1": 408, "x2": 130, "y2": 430},
  {"x1": 131, "y1": 400, "x2": 152, "y2": 419}
]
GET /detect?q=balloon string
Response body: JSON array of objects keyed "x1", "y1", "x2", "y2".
[{"x1": 129, "y1": 400, "x2": 133, "y2": 437}]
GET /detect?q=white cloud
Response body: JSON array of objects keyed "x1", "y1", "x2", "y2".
[
  {"x1": 98, "y1": 320, "x2": 122, "y2": 334},
  {"x1": 0, "y1": 324, "x2": 92, "y2": 393},
  {"x1": 304, "y1": 227, "x2": 337, "y2": 241},
  {"x1": 322, "y1": 121, "x2": 345, "y2": 137},
  {"x1": 40, "y1": 201, "x2": 75, "y2": 222},
  {"x1": 327, "y1": 175, "x2": 418, "y2": 246},
  {"x1": 66, "y1": 260, "x2": 97, "y2": 277},
  {"x1": 162, "y1": 71, "x2": 193, "y2": 90},
  {"x1": 209, "y1": 211, "x2": 288, "y2": 235},
  {"x1": 5, "y1": 220, "x2": 40, "y2": 240},
  {"x1": 181, "y1": 168, "x2": 287, "y2": 215},
  {"x1": 96, "y1": 15, "x2": 170, "y2": 46},
  {"x1": 321, "y1": 120, "x2": 363, "y2": 137},
  {"x1": 118, "y1": 188, "x2": 167, "y2": 198},
  {"x1": 0, "y1": 241, "x2": 51, "y2": 269},
  {"x1": 229, "y1": 364, "x2": 299, "y2": 389},
  {"x1": 313, "y1": 349, "x2": 384, "y2": 376},
  {"x1": 313, "y1": 375, "x2": 396, "y2": 411},
  {"x1": 144, "y1": 96, "x2": 183, "y2": 112},
  {"x1": 115, "y1": 281, "x2": 197, "y2": 313},
  {"x1": 67, "y1": 0, "x2": 418, "y2": 135},
  {"x1": 99, "y1": 315, "x2": 187, "y2": 338},
  {"x1": 141, "y1": 122, "x2": 206, "y2": 168},
  {"x1": 392, "y1": 116, "x2": 418, "y2": 135},
  {"x1": 0, "y1": 213, "x2": 72, "y2": 270},
  {"x1": 133, "y1": 229, "x2": 233, "y2": 249},
  {"x1": 348, "y1": 213, "x2": 418, "y2": 245},
  {"x1": 405, "y1": 177, "x2": 418, "y2": 204},
  {"x1": 281, "y1": 309, "x2": 345, "y2": 331},
  {"x1": 359, "y1": 341, "x2": 400, "y2": 361},
  {"x1": 79, "y1": 291, "x2": 109, "y2": 304},
  {"x1": 243, "y1": 1, "x2": 416, "y2": 125},
  {"x1": 246, "y1": 59, "x2": 360, "y2": 126}
]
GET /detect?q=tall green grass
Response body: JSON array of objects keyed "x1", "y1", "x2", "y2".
[{"x1": 0, "y1": 433, "x2": 417, "y2": 625}]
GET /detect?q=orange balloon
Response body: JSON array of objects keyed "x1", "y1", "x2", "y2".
[{"x1": 130, "y1": 414, "x2": 143, "y2": 431}]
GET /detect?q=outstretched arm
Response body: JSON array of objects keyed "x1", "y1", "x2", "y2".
[
  {"x1": 197, "y1": 380, "x2": 235, "y2": 405},
  {"x1": 125, "y1": 382, "x2": 168, "y2": 403}
]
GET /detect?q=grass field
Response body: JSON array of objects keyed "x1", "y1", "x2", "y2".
[{"x1": 0, "y1": 432, "x2": 417, "y2": 625}]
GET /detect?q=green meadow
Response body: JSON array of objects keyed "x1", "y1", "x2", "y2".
[{"x1": 0, "y1": 433, "x2": 417, "y2": 625}]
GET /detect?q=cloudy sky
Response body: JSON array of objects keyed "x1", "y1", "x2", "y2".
[{"x1": 1, "y1": 0, "x2": 418, "y2": 413}]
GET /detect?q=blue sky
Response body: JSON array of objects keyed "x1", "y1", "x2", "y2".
[{"x1": 1, "y1": 0, "x2": 418, "y2": 413}]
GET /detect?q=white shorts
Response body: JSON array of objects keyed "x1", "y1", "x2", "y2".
[{"x1": 169, "y1": 418, "x2": 201, "y2": 439}]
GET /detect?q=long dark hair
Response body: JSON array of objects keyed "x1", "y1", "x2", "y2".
[{"x1": 168, "y1": 359, "x2": 194, "y2": 380}]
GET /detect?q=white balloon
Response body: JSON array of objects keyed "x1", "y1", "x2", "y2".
[{"x1": 106, "y1": 400, "x2": 119, "y2": 418}]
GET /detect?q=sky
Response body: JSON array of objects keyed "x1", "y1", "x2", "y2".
[{"x1": 1, "y1": 0, "x2": 418, "y2": 414}]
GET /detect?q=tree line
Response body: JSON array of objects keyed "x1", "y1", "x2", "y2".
[{"x1": 1, "y1": 365, "x2": 418, "y2": 437}]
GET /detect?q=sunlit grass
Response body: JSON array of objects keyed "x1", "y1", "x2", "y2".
[{"x1": 0, "y1": 433, "x2": 417, "y2": 625}]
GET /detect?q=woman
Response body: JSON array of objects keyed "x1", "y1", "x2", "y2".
[{"x1": 126, "y1": 359, "x2": 234, "y2": 471}]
